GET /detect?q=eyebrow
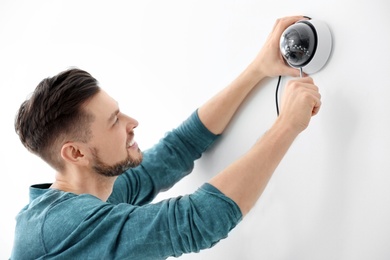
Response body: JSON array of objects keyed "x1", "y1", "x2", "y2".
[{"x1": 108, "y1": 109, "x2": 120, "y2": 124}]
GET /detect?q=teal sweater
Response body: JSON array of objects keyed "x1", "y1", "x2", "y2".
[{"x1": 11, "y1": 111, "x2": 242, "y2": 259}]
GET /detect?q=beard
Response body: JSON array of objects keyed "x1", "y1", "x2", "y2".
[{"x1": 91, "y1": 147, "x2": 143, "y2": 177}]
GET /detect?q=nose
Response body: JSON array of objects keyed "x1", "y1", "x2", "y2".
[{"x1": 124, "y1": 114, "x2": 138, "y2": 131}]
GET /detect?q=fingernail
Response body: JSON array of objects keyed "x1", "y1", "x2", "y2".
[{"x1": 303, "y1": 16, "x2": 312, "y2": 20}]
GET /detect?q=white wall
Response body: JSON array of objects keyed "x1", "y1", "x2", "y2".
[{"x1": 1, "y1": 0, "x2": 389, "y2": 259}]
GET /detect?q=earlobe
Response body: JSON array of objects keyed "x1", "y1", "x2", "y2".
[{"x1": 61, "y1": 143, "x2": 88, "y2": 166}]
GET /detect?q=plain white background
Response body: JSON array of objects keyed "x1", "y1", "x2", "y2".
[{"x1": 1, "y1": 0, "x2": 390, "y2": 259}]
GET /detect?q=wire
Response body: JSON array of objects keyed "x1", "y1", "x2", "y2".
[{"x1": 275, "y1": 75, "x2": 282, "y2": 116}]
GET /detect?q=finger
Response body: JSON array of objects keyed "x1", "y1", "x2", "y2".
[
  {"x1": 282, "y1": 65, "x2": 302, "y2": 77},
  {"x1": 274, "y1": 15, "x2": 307, "y2": 34},
  {"x1": 304, "y1": 83, "x2": 321, "y2": 116},
  {"x1": 303, "y1": 84, "x2": 321, "y2": 100},
  {"x1": 276, "y1": 55, "x2": 300, "y2": 77},
  {"x1": 312, "y1": 98, "x2": 322, "y2": 116},
  {"x1": 290, "y1": 76, "x2": 314, "y2": 84}
]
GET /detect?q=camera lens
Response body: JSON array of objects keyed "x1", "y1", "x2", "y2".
[{"x1": 280, "y1": 22, "x2": 317, "y2": 67}]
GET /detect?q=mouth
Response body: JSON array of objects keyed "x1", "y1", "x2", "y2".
[{"x1": 127, "y1": 139, "x2": 135, "y2": 148}]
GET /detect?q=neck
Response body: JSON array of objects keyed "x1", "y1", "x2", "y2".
[{"x1": 50, "y1": 169, "x2": 118, "y2": 201}]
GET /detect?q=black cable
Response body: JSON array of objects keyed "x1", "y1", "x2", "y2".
[{"x1": 275, "y1": 75, "x2": 282, "y2": 116}]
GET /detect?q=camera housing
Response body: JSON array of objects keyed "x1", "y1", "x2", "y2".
[{"x1": 280, "y1": 19, "x2": 332, "y2": 74}]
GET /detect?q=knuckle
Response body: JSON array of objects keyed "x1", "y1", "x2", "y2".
[
  {"x1": 290, "y1": 81, "x2": 301, "y2": 90},
  {"x1": 301, "y1": 92, "x2": 312, "y2": 101}
]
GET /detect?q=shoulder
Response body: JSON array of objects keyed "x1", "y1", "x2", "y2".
[{"x1": 15, "y1": 189, "x2": 139, "y2": 258}]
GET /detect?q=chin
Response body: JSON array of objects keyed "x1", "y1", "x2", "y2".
[
  {"x1": 92, "y1": 148, "x2": 143, "y2": 177},
  {"x1": 132, "y1": 152, "x2": 143, "y2": 167}
]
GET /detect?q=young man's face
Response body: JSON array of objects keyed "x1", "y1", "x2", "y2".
[{"x1": 84, "y1": 89, "x2": 142, "y2": 177}]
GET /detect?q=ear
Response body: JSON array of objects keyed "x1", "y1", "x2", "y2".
[{"x1": 60, "y1": 142, "x2": 89, "y2": 166}]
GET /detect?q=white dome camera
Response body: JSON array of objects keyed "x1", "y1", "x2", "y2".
[{"x1": 280, "y1": 19, "x2": 333, "y2": 75}]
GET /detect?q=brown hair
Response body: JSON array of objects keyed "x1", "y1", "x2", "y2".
[{"x1": 15, "y1": 68, "x2": 100, "y2": 170}]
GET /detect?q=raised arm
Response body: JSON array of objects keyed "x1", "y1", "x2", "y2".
[
  {"x1": 203, "y1": 16, "x2": 322, "y2": 216},
  {"x1": 209, "y1": 76, "x2": 321, "y2": 216},
  {"x1": 198, "y1": 16, "x2": 304, "y2": 135}
]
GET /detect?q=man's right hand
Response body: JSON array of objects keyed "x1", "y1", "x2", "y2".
[{"x1": 278, "y1": 77, "x2": 321, "y2": 134}]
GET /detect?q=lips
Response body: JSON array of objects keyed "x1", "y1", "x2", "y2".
[{"x1": 127, "y1": 139, "x2": 135, "y2": 148}]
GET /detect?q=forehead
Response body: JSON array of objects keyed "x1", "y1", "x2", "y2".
[{"x1": 84, "y1": 90, "x2": 118, "y2": 121}]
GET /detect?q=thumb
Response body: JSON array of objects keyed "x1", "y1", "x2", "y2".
[{"x1": 283, "y1": 66, "x2": 301, "y2": 77}]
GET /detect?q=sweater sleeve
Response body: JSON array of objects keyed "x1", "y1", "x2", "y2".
[
  {"x1": 36, "y1": 184, "x2": 242, "y2": 260},
  {"x1": 109, "y1": 110, "x2": 220, "y2": 205}
]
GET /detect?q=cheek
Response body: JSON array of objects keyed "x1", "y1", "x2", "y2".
[
  {"x1": 90, "y1": 131, "x2": 127, "y2": 163},
  {"x1": 106, "y1": 134, "x2": 127, "y2": 156}
]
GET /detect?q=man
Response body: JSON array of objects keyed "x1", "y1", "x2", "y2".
[{"x1": 11, "y1": 16, "x2": 321, "y2": 259}]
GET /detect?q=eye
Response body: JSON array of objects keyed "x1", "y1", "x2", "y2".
[{"x1": 114, "y1": 117, "x2": 119, "y2": 125}]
